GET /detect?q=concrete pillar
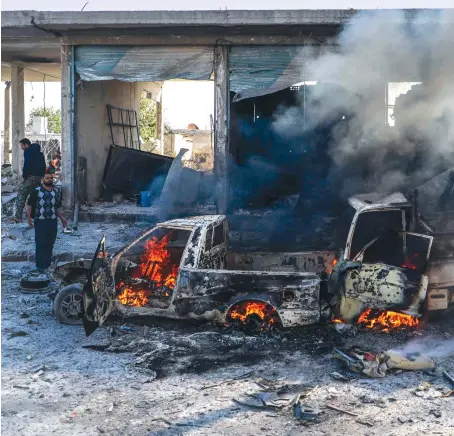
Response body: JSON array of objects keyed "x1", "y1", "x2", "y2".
[
  {"x1": 3, "y1": 81, "x2": 11, "y2": 164},
  {"x1": 156, "y1": 98, "x2": 164, "y2": 154},
  {"x1": 213, "y1": 45, "x2": 230, "y2": 214},
  {"x1": 11, "y1": 66, "x2": 24, "y2": 179},
  {"x1": 61, "y1": 45, "x2": 74, "y2": 209}
]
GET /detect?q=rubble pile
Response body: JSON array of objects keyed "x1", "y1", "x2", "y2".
[{"x1": 1, "y1": 164, "x2": 17, "y2": 217}]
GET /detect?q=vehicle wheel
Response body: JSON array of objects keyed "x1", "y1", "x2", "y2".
[
  {"x1": 54, "y1": 284, "x2": 84, "y2": 325},
  {"x1": 61, "y1": 271, "x2": 88, "y2": 288},
  {"x1": 227, "y1": 301, "x2": 281, "y2": 334}
]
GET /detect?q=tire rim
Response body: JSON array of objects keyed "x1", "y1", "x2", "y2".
[{"x1": 61, "y1": 293, "x2": 83, "y2": 321}]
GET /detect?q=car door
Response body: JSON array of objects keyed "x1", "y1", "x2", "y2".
[
  {"x1": 338, "y1": 232, "x2": 433, "y2": 322},
  {"x1": 82, "y1": 237, "x2": 115, "y2": 336}
]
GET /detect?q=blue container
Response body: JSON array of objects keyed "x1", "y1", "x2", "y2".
[{"x1": 139, "y1": 191, "x2": 152, "y2": 207}]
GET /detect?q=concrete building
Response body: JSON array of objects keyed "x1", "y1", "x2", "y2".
[{"x1": 1, "y1": 9, "x2": 452, "y2": 212}]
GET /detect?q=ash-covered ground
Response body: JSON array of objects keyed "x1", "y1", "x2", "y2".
[
  {"x1": 1, "y1": 221, "x2": 150, "y2": 261},
  {"x1": 2, "y1": 222, "x2": 454, "y2": 436}
]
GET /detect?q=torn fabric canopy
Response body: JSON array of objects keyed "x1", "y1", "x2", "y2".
[
  {"x1": 229, "y1": 45, "x2": 336, "y2": 102},
  {"x1": 75, "y1": 46, "x2": 214, "y2": 81}
]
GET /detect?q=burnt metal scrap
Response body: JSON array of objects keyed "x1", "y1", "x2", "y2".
[{"x1": 51, "y1": 189, "x2": 454, "y2": 334}]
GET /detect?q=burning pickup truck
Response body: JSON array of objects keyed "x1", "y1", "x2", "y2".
[{"x1": 52, "y1": 192, "x2": 454, "y2": 335}]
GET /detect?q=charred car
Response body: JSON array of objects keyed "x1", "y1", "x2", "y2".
[{"x1": 52, "y1": 193, "x2": 454, "y2": 335}]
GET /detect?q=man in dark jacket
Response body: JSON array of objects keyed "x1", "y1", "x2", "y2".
[{"x1": 13, "y1": 138, "x2": 46, "y2": 222}]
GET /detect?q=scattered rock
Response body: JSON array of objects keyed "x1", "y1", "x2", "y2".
[
  {"x1": 430, "y1": 409, "x2": 442, "y2": 418},
  {"x1": 2, "y1": 185, "x2": 15, "y2": 193},
  {"x1": 13, "y1": 385, "x2": 30, "y2": 390},
  {"x1": 32, "y1": 370, "x2": 44, "y2": 379},
  {"x1": 7, "y1": 330, "x2": 29, "y2": 339}
]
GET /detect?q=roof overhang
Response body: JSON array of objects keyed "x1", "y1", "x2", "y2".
[
  {"x1": 1, "y1": 63, "x2": 61, "y2": 81},
  {"x1": 2, "y1": 9, "x2": 453, "y2": 66}
]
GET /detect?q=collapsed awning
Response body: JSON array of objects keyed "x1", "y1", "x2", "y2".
[
  {"x1": 75, "y1": 46, "x2": 214, "y2": 81},
  {"x1": 229, "y1": 45, "x2": 338, "y2": 102}
]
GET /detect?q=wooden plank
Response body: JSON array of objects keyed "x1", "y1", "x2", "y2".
[{"x1": 214, "y1": 45, "x2": 229, "y2": 214}]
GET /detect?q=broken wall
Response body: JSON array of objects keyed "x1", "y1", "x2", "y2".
[{"x1": 76, "y1": 80, "x2": 142, "y2": 201}]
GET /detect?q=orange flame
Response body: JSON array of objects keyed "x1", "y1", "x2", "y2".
[
  {"x1": 357, "y1": 308, "x2": 419, "y2": 332},
  {"x1": 116, "y1": 233, "x2": 178, "y2": 307},
  {"x1": 139, "y1": 234, "x2": 178, "y2": 289},
  {"x1": 117, "y1": 286, "x2": 148, "y2": 307},
  {"x1": 331, "y1": 317, "x2": 344, "y2": 323},
  {"x1": 402, "y1": 253, "x2": 420, "y2": 270},
  {"x1": 228, "y1": 301, "x2": 277, "y2": 326}
]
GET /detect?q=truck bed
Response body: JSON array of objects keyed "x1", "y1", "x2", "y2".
[{"x1": 226, "y1": 251, "x2": 337, "y2": 276}]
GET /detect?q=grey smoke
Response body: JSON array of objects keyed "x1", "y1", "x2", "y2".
[
  {"x1": 272, "y1": 10, "x2": 454, "y2": 197},
  {"x1": 390, "y1": 337, "x2": 454, "y2": 359}
]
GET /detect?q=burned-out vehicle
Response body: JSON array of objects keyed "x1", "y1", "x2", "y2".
[
  {"x1": 329, "y1": 192, "x2": 454, "y2": 325},
  {"x1": 53, "y1": 192, "x2": 454, "y2": 335}
]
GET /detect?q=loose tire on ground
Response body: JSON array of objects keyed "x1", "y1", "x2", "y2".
[{"x1": 54, "y1": 284, "x2": 84, "y2": 325}]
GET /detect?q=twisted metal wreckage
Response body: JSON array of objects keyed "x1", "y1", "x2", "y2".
[{"x1": 52, "y1": 191, "x2": 454, "y2": 336}]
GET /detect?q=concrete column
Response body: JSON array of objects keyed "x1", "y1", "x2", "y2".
[
  {"x1": 61, "y1": 45, "x2": 74, "y2": 209},
  {"x1": 11, "y1": 66, "x2": 24, "y2": 179},
  {"x1": 156, "y1": 98, "x2": 164, "y2": 154},
  {"x1": 3, "y1": 81, "x2": 11, "y2": 164},
  {"x1": 213, "y1": 45, "x2": 230, "y2": 214}
]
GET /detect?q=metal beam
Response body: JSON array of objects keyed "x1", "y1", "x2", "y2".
[
  {"x1": 11, "y1": 65, "x2": 24, "y2": 179},
  {"x1": 61, "y1": 34, "x2": 332, "y2": 46},
  {"x1": 61, "y1": 45, "x2": 74, "y2": 210},
  {"x1": 213, "y1": 45, "x2": 229, "y2": 214}
]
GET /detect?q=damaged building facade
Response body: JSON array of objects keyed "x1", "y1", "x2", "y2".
[
  {"x1": 2, "y1": 9, "x2": 454, "y2": 237},
  {"x1": 1, "y1": 10, "x2": 449, "y2": 209}
]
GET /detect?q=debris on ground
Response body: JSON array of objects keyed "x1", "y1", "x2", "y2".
[
  {"x1": 442, "y1": 370, "x2": 454, "y2": 388},
  {"x1": 329, "y1": 371, "x2": 355, "y2": 381},
  {"x1": 325, "y1": 403, "x2": 358, "y2": 417},
  {"x1": 233, "y1": 382, "x2": 312, "y2": 410},
  {"x1": 333, "y1": 346, "x2": 435, "y2": 378},
  {"x1": 7, "y1": 330, "x2": 29, "y2": 339},
  {"x1": 293, "y1": 404, "x2": 323, "y2": 421}
]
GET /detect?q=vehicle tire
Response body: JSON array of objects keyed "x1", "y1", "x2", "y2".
[
  {"x1": 60, "y1": 271, "x2": 88, "y2": 288},
  {"x1": 54, "y1": 284, "x2": 84, "y2": 325}
]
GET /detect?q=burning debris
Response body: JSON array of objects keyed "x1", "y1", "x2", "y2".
[
  {"x1": 356, "y1": 309, "x2": 420, "y2": 332},
  {"x1": 228, "y1": 301, "x2": 279, "y2": 331},
  {"x1": 117, "y1": 287, "x2": 148, "y2": 307}
]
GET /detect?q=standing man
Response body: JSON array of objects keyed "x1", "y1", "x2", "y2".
[
  {"x1": 26, "y1": 167, "x2": 67, "y2": 273},
  {"x1": 13, "y1": 138, "x2": 46, "y2": 222}
]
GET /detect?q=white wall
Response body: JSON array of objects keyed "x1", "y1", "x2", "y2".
[{"x1": 162, "y1": 80, "x2": 214, "y2": 130}]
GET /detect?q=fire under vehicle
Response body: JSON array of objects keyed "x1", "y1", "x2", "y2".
[{"x1": 52, "y1": 192, "x2": 454, "y2": 335}]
